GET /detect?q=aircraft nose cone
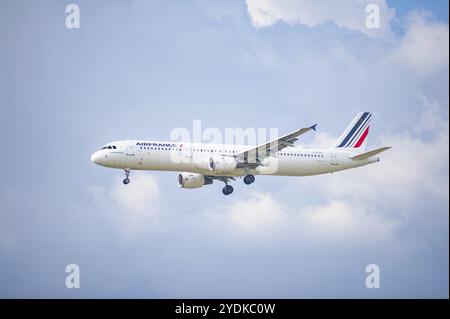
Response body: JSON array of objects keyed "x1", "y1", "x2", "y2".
[{"x1": 90, "y1": 152, "x2": 100, "y2": 164}]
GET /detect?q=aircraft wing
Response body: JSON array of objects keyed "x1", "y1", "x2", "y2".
[{"x1": 235, "y1": 124, "x2": 317, "y2": 167}]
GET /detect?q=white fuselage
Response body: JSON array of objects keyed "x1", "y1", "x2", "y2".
[{"x1": 90, "y1": 140, "x2": 379, "y2": 176}]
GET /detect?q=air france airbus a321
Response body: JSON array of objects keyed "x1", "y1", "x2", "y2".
[{"x1": 90, "y1": 112, "x2": 391, "y2": 195}]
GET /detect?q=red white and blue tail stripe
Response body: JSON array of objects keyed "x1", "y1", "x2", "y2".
[{"x1": 334, "y1": 112, "x2": 371, "y2": 150}]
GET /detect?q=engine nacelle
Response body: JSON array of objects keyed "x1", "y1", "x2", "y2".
[
  {"x1": 178, "y1": 172, "x2": 212, "y2": 189},
  {"x1": 209, "y1": 156, "x2": 238, "y2": 175},
  {"x1": 193, "y1": 157, "x2": 215, "y2": 172}
]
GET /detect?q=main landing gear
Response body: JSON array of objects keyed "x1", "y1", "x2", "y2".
[
  {"x1": 222, "y1": 184, "x2": 234, "y2": 195},
  {"x1": 123, "y1": 168, "x2": 131, "y2": 185},
  {"x1": 220, "y1": 175, "x2": 255, "y2": 195},
  {"x1": 243, "y1": 174, "x2": 255, "y2": 185}
]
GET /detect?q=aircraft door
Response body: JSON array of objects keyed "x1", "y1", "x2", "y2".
[
  {"x1": 126, "y1": 141, "x2": 135, "y2": 156},
  {"x1": 330, "y1": 152, "x2": 338, "y2": 166}
]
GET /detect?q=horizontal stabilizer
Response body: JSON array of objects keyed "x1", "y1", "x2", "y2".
[{"x1": 351, "y1": 147, "x2": 391, "y2": 160}]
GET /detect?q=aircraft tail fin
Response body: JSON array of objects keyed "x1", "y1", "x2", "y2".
[{"x1": 333, "y1": 112, "x2": 372, "y2": 151}]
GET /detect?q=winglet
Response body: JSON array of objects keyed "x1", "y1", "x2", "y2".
[{"x1": 310, "y1": 124, "x2": 317, "y2": 131}]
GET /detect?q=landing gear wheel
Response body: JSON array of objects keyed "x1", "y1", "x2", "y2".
[
  {"x1": 123, "y1": 168, "x2": 131, "y2": 185},
  {"x1": 243, "y1": 174, "x2": 255, "y2": 185},
  {"x1": 222, "y1": 185, "x2": 234, "y2": 195}
]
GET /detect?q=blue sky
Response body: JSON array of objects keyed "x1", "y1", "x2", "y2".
[
  {"x1": 0, "y1": 0, "x2": 448, "y2": 298},
  {"x1": 389, "y1": 0, "x2": 448, "y2": 23}
]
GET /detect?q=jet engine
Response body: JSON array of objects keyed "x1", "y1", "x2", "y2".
[
  {"x1": 208, "y1": 156, "x2": 238, "y2": 175},
  {"x1": 193, "y1": 157, "x2": 215, "y2": 172},
  {"x1": 178, "y1": 172, "x2": 212, "y2": 189}
]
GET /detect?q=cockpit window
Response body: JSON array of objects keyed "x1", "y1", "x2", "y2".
[
  {"x1": 100, "y1": 145, "x2": 119, "y2": 150},
  {"x1": 101, "y1": 145, "x2": 117, "y2": 150}
]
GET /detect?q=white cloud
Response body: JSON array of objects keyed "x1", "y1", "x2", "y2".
[
  {"x1": 225, "y1": 192, "x2": 284, "y2": 230},
  {"x1": 378, "y1": 127, "x2": 449, "y2": 203},
  {"x1": 205, "y1": 96, "x2": 448, "y2": 244},
  {"x1": 312, "y1": 131, "x2": 448, "y2": 206},
  {"x1": 300, "y1": 131, "x2": 337, "y2": 149},
  {"x1": 303, "y1": 96, "x2": 449, "y2": 208},
  {"x1": 299, "y1": 200, "x2": 396, "y2": 241},
  {"x1": 245, "y1": 0, "x2": 395, "y2": 39},
  {"x1": 204, "y1": 192, "x2": 396, "y2": 243},
  {"x1": 206, "y1": 192, "x2": 285, "y2": 234},
  {"x1": 209, "y1": 195, "x2": 396, "y2": 244},
  {"x1": 389, "y1": 11, "x2": 449, "y2": 78},
  {"x1": 89, "y1": 173, "x2": 161, "y2": 239},
  {"x1": 110, "y1": 174, "x2": 160, "y2": 214},
  {"x1": 415, "y1": 95, "x2": 448, "y2": 134}
]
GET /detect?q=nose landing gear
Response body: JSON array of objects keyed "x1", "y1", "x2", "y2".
[{"x1": 123, "y1": 168, "x2": 131, "y2": 185}]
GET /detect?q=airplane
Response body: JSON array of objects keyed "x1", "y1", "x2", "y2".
[{"x1": 90, "y1": 112, "x2": 391, "y2": 195}]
